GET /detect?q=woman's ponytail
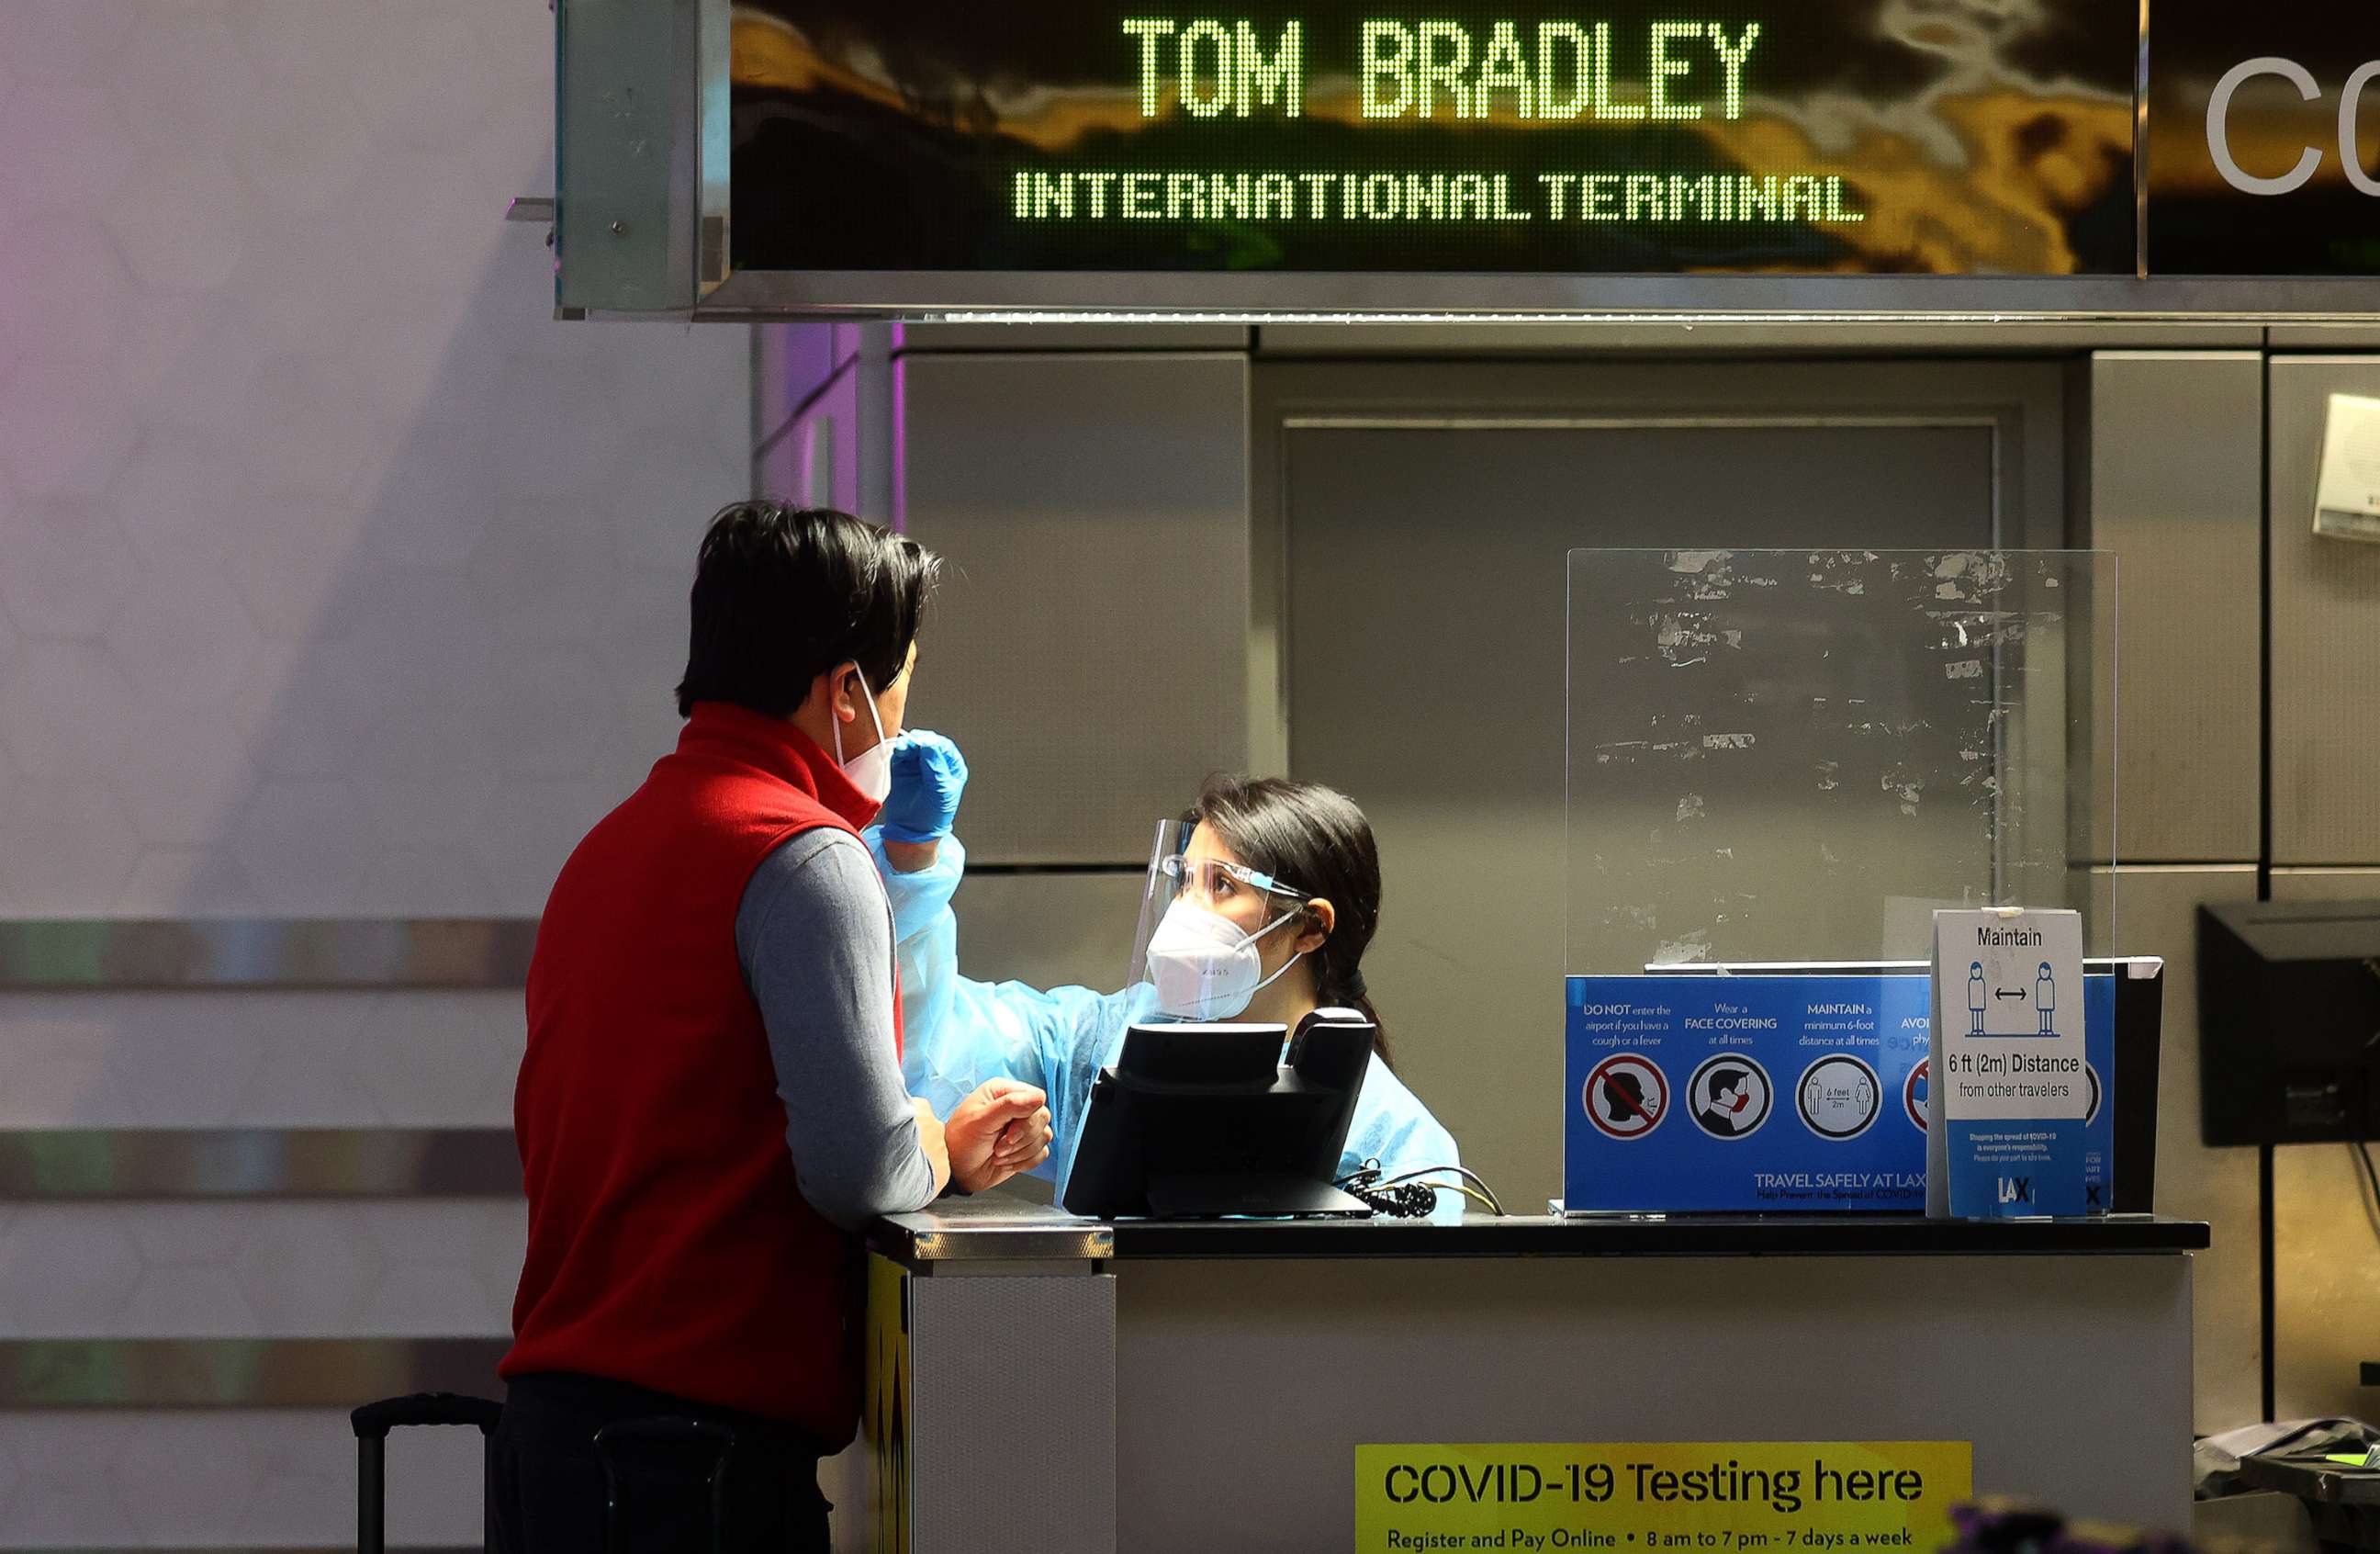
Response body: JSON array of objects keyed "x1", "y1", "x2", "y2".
[{"x1": 1318, "y1": 963, "x2": 1392, "y2": 1069}]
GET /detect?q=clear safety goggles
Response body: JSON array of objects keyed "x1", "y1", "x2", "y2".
[{"x1": 1153, "y1": 852, "x2": 1309, "y2": 911}]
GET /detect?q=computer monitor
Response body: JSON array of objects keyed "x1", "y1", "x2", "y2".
[
  {"x1": 2200, "y1": 899, "x2": 2380, "y2": 1144},
  {"x1": 1060, "y1": 1009, "x2": 1375, "y2": 1220}
]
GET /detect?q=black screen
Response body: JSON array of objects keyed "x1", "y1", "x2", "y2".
[{"x1": 2149, "y1": 2, "x2": 2380, "y2": 276}]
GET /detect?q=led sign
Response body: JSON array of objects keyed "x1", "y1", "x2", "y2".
[
  {"x1": 727, "y1": 2, "x2": 2140, "y2": 278},
  {"x1": 2148, "y1": 6, "x2": 2380, "y2": 276}
]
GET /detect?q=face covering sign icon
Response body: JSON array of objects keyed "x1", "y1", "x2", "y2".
[
  {"x1": 1583, "y1": 1053, "x2": 1668, "y2": 1140},
  {"x1": 1689, "y1": 1054, "x2": 1774, "y2": 1140}
]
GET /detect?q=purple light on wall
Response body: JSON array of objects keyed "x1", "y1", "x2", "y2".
[{"x1": 889, "y1": 350, "x2": 909, "y2": 534}]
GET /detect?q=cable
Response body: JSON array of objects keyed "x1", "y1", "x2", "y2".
[
  {"x1": 2353, "y1": 1141, "x2": 2380, "y2": 1237},
  {"x1": 1334, "y1": 1162, "x2": 1439, "y2": 1218},
  {"x1": 1379, "y1": 1164, "x2": 1508, "y2": 1218},
  {"x1": 1335, "y1": 1159, "x2": 1510, "y2": 1219},
  {"x1": 1414, "y1": 1180, "x2": 1505, "y2": 1216}
]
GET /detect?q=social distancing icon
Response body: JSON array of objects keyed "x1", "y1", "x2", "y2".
[
  {"x1": 1688, "y1": 1054, "x2": 1772, "y2": 1140},
  {"x1": 1797, "y1": 1053, "x2": 1881, "y2": 1141},
  {"x1": 1584, "y1": 1053, "x2": 1667, "y2": 1140},
  {"x1": 1964, "y1": 955, "x2": 2064, "y2": 1039},
  {"x1": 1905, "y1": 1058, "x2": 1929, "y2": 1133}
]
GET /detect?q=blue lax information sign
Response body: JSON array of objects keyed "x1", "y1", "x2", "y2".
[{"x1": 1564, "y1": 974, "x2": 2112, "y2": 1213}]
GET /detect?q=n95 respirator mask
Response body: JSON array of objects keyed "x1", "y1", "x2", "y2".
[
  {"x1": 1142, "y1": 899, "x2": 1303, "y2": 1020},
  {"x1": 831, "y1": 664, "x2": 894, "y2": 805}
]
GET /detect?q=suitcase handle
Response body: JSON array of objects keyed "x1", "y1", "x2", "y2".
[
  {"x1": 352, "y1": 1391, "x2": 502, "y2": 1439},
  {"x1": 594, "y1": 1415, "x2": 738, "y2": 1554},
  {"x1": 352, "y1": 1391, "x2": 502, "y2": 1554}
]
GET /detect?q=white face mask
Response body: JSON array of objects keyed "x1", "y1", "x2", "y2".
[
  {"x1": 830, "y1": 663, "x2": 893, "y2": 805},
  {"x1": 1143, "y1": 898, "x2": 1302, "y2": 1020}
]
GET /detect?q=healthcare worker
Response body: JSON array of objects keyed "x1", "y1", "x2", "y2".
[{"x1": 866, "y1": 748, "x2": 1468, "y2": 1216}]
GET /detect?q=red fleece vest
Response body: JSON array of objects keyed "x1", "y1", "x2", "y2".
[{"x1": 503, "y1": 702, "x2": 899, "y2": 1444}]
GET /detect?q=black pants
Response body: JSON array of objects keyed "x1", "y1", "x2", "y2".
[{"x1": 491, "y1": 1372, "x2": 832, "y2": 1554}]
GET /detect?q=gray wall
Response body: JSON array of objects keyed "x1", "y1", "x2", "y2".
[
  {"x1": 895, "y1": 352, "x2": 1252, "y2": 868},
  {"x1": 2079, "y1": 353, "x2": 2267, "y2": 1431},
  {"x1": 1263, "y1": 362, "x2": 2055, "y2": 1211},
  {"x1": 752, "y1": 330, "x2": 1255, "y2": 993},
  {"x1": 2263, "y1": 357, "x2": 2380, "y2": 1422},
  {"x1": 0, "y1": 1, "x2": 750, "y2": 1546},
  {"x1": 860, "y1": 321, "x2": 2380, "y2": 1442}
]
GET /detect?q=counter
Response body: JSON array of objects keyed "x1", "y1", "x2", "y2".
[
  {"x1": 868, "y1": 1202, "x2": 2209, "y2": 1261},
  {"x1": 848, "y1": 1204, "x2": 2206, "y2": 1554}
]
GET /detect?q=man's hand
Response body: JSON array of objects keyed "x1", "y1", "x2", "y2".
[
  {"x1": 944, "y1": 1079, "x2": 1053, "y2": 1194},
  {"x1": 912, "y1": 1097, "x2": 952, "y2": 1197}
]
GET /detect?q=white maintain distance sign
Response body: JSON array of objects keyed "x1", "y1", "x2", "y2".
[{"x1": 1929, "y1": 907, "x2": 2086, "y2": 1123}]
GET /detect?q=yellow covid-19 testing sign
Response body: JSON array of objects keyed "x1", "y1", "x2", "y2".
[{"x1": 1356, "y1": 1442, "x2": 1971, "y2": 1554}]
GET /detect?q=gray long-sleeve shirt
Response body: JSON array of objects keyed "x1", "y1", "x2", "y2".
[{"x1": 734, "y1": 828, "x2": 938, "y2": 1231}]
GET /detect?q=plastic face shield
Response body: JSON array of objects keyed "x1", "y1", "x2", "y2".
[
  {"x1": 1127, "y1": 817, "x2": 1197, "y2": 994},
  {"x1": 1123, "y1": 816, "x2": 1313, "y2": 993}
]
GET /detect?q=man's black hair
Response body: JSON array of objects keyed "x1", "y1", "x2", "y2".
[{"x1": 673, "y1": 501, "x2": 940, "y2": 719}]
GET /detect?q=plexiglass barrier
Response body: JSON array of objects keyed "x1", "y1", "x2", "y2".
[{"x1": 1566, "y1": 549, "x2": 2115, "y2": 974}]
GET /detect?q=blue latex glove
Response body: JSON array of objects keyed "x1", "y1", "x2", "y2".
[{"x1": 878, "y1": 729, "x2": 969, "y2": 844}]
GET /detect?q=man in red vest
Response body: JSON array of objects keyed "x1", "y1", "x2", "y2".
[{"x1": 495, "y1": 502, "x2": 1052, "y2": 1552}]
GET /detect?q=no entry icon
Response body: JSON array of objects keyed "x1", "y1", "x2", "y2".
[{"x1": 1584, "y1": 1053, "x2": 1668, "y2": 1140}]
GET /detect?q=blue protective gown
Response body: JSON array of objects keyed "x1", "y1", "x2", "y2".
[{"x1": 869, "y1": 831, "x2": 1465, "y2": 1218}]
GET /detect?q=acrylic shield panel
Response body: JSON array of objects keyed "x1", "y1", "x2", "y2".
[{"x1": 1565, "y1": 549, "x2": 2116, "y2": 974}]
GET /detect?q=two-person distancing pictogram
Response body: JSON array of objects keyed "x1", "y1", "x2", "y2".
[
  {"x1": 1797, "y1": 1053, "x2": 1881, "y2": 1140},
  {"x1": 1966, "y1": 958, "x2": 2060, "y2": 1037}
]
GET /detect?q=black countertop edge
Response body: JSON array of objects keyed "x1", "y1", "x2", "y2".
[
  {"x1": 865, "y1": 1203, "x2": 2210, "y2": 1263},
  {"x1": 1103, "y1": 1213, "x2": 2210, "y2": 1259}
]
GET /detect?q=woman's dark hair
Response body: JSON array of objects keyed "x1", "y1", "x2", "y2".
[
  {"x1": 1190, "y1": 774, "x2": 1393, "y2": 1067},
  {"x1": 674, "y1": 501, "x2": 939, "y2": 718}
]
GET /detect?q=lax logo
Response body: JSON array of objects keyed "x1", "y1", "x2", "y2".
[{"x1": 1996, "y1": 1176, "x2": 2034, "y2": 1207}]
